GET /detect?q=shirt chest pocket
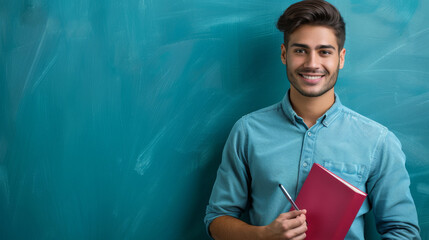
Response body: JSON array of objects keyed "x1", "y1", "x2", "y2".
[{"x1": 322, "y1": 161, "x2": 368, "y2": 190}]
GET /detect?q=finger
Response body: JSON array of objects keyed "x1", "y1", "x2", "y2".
[
  {"x1": 291, "y1": 232, "x2": 307, "y2": 240},
  {"x1": 279, "y1": 210, "x2": 306, "y2": 220},
  {"x1": 280, "y1": 214, "x2": 307, "y2": 231},
  {"x1": 288, "y1": 220, "x2": 308, "y2": 239}
]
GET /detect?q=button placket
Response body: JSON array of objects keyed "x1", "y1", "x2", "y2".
[{"x1": 297, "y1": 129, "x2": 317, "y2": 192}]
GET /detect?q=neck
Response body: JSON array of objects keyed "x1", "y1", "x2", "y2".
[{"x1": 289, "y1": 87, "x2": 335, "y2": 128}]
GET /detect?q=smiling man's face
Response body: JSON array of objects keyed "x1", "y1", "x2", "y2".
[{"x1": 281, "y1": 25, "x2": 346, "y2": 98}]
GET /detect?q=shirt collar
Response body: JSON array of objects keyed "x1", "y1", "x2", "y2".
[{"x1": 281, "y1": 90, "x2": 343, "y2": 128}]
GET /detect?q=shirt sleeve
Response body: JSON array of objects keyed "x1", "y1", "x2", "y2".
[
  {"x1": 367, "y1": 129, "x2": 421, "y2": 239},
  {"x1": 204, "y1": 118, "x2": 250, "y2": 238}
]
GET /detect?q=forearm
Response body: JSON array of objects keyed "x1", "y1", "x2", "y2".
[{"x1": 209, "y1": 216, "x2": 265, "y2": 240}]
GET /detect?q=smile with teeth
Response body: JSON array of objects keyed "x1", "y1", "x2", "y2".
[{"x1": 300, "y1": 74, "x2": 324, "y2": 80}]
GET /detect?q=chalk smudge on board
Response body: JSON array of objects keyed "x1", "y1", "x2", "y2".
[
  {"x1": 134, "y1": 123, "x2": 171, "y2": 176},
  {"x1": 416, "y1": 182, "x2": 429, "y2": 195},
  {"x1": 31, "y1": 54, "x2": 58, "y2": 93},
  {"x1": 368, "y1": 28, "x2": 429, "y2": 68},
  {"x1": 23, "y1": 20, "x2": 48, "y2": 93}
]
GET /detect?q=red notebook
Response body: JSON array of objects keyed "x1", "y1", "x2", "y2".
[{"x1": 292, "y1": 163, "x2": 367, "y2": 239}]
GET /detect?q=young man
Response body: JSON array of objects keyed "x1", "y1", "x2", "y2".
[{"x1": 205, "y1": 0, "x2": 421, "y2": 239}]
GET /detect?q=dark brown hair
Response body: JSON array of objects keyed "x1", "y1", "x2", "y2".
[{"x1": 277, "y1": 0, "x2": 346, "y2": 50}]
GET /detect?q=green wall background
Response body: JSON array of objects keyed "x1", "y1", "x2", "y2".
[{"x1": 1, "y1": 0, "x2": 428, "y2": 239}]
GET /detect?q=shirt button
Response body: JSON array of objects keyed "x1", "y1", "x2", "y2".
[
  {"x1": 303, "y1": 162, "x2": 308, "y2": 167},
  {"x1": 307, "y1": 132, "x2": 312, "y2": 136}
]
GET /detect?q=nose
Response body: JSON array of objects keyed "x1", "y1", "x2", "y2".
[{"x1": 304, "y1": 52, "x2": 319, "y2": 69}]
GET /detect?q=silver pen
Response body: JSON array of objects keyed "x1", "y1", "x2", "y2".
[{"x1": 279, "y1": 184, "x2": 300, "y2": 210}]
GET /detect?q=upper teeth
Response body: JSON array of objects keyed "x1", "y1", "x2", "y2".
[{"x1": 303, "y1": 75, "x2": 322, "y2": 80}]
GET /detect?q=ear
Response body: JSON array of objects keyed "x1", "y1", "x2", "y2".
[
  {"x1": 281, "y1": 44, "x2": 287, "y2": 65},
  {"x1": 339, "y1": 48, "x2": 346, "y2": 69}
]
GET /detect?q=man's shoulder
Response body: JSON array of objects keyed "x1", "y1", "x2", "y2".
[
  {"x1": 230, "y1": 101, "x2": 287, "y2": 136},
  {"x1": 240, "y1": 102, "x2": 285, "y2": 124},
  {"x1": 339, "y1": 105, "x2": 389, "y2": 134}
]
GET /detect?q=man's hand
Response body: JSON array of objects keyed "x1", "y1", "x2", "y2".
[
  {"x1": 262, "y1": 210, "x2": 308, "y2": 240},
  {"x1": 209, "y1": 210, "x2": 307, "y2": 240}
]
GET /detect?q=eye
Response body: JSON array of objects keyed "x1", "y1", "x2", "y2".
[
  {"x1": 294, "y1": 49, "x2": 306, "y2": 54},
  {"x1": 320, "y1": 50, "x2": 333, "y2": 56}
]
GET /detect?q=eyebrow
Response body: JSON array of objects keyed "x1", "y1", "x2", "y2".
[{"x1": 290, "y1": 43, "x2": 336, "y2": 50}]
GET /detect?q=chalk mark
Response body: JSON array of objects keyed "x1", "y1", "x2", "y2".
[
  {"x1": 23, "y1": 21, "x2": 48, "y2": 93},
  {"x1": 368, "y1": 28, "x2": 429, "y2": 68},
  {"x1": 31, "y1": 54, "x2": 58, "y2": 93},
  {"x1": 134, "y1": 122, "x2": 172, "y2": 175},
  {"x1": 363, "y1": 69, "x2": 429, "y2": 75}
]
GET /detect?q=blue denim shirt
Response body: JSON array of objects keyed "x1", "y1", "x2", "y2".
[{"x1": 205, "y1": 93, "x2": 420, "y2": 239}]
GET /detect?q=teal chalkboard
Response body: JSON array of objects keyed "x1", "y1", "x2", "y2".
[{"x1": 1, "y1": 0, "x2": 428, "y2": 239}]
